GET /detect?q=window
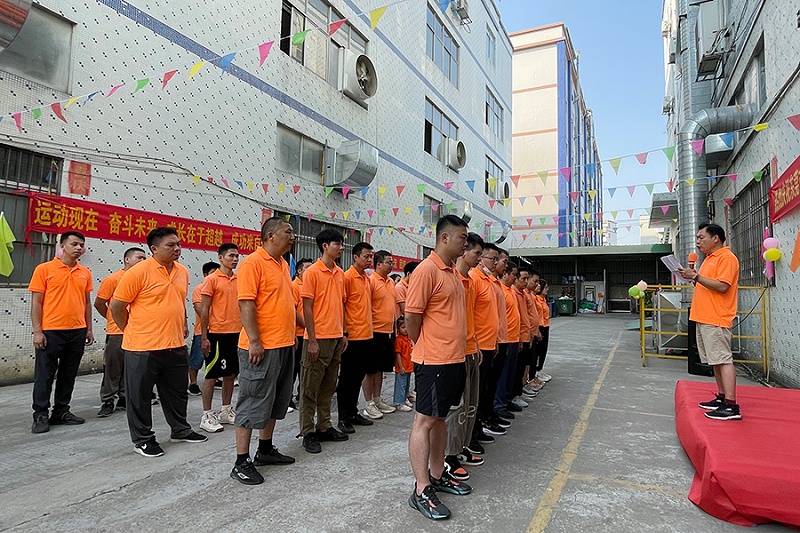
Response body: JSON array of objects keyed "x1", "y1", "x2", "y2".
[
  {"x1": 422, "y1": 195, "x2": 441, "y2": 227},
  {"x1": 280, "y1": 0, "x2": 368, "y2": 87},
  {"x1": 426, "y1": 5, "x2": 459, "y2": 86},
  {"x1": 276, "y1": 124, "x2": 324, "y2": 183},
  {"x1": 274, "y1": 209, "x2": 361, "y2": 270},
  {"x1": 424, "y1": 100, "x2": 458, "y2": 158},
  {"x1": 486, "y1": 88, "x2": 503, "y2": 140},
  {"x1": 730, "y1": 165, "x2": 770, "y2": 286},
  {"x1": 485, "y1": 156, "x2": 503, "y2": 198},
  {"x1": 486, "y1": 26, "x2": 496, "y2": 66},
  {"x1": 0, "y1": 144, "x2": 62, "y2": 287},
  {"x1": 0, "y1": 5, "x2": 73, "y2": 93}
]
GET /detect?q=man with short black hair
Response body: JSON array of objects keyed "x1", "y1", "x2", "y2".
[
  {"x1": 679, "y1": 223, "x2": 741, "y2": 420},
  {"x1": 111, "y1": 227, "x2": 207, "y2": 457},
  {"x1": 496, "y1": 263, "x2": 521, "y2": 417},
  {"x1": 188, "y1": 262, "x2": 219, "y2": 396},
  {"x1": 290, "y1": 258, "x2": 313, "y2": 410},
  {"x1": 95, "y1": 247, "x2": 147, "y2": 418},
  {"x1": 29, "y1": 231, "x2": 95, "y2": 434},
  {"x1": 395, "y1": 261, "x2": 419, "y2": 318},
  {"x1": 364, "y1": 249, "x2": 397, "y2": 417}
]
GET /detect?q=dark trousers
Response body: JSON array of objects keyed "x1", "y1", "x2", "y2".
[
  {"x1": 336, "y1": 339, "x2": 370, "y2": 419},
  {"x1": 292, "y1": 336, "x2": 303, "y2": 399},
  {"x1": 472, "y1": 348, "x2": 493, "y2": 442},
  {"x1": 534, "y1": 327, "x2": 550, "y2": 372},
  {"x1": 100, "y1": 334, "x2": 125, "y2": 402},
  {"x1": 125, "y1": 347, "x2": 192, "y2": 445},
  {"x1": 512, "y1": 342, "x2": 532, "y2": 398},
  {"x1": 32, "y1": 329, "x2": 87, "y2": 415},
  {"x1": 494, "y1": 342, "x2": 519, "y2": 411},
  {"x1": 479, "y1": 344, "x2": 506, "y2": 420}
]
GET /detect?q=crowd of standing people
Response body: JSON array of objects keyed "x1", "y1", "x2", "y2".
[{"x1": 27, "y1": 214, "x2": 555, "y2": 521}]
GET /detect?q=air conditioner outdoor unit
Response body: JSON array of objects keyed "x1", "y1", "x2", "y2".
[
  {"x1": 444, "y1": 200, "x2": 473, "y2": 224},
  {"x1": 695, "y1": 0, "x2": 725, "y2": 77},
  {"x1": 662, "y1": 96, "x2": 674, "y2": 115},
  {"x1": 324, "y1": 139, "x2": 378, "y2": 188},
  {"x1": 437, "y1": 138, "x2": 466, "y2": 170},
  {"x1": 453, "y1": 0, "x2": 471, "y2": 25},
  {"x1": 668, "y1": 37, "x2": 677, "y2": 64},
  {"x1": 484, "y1": 222, "x2": 511, "y2": 244},
  {"x1": 339, "y1": 49, "x2": 378, "y2": 102}
]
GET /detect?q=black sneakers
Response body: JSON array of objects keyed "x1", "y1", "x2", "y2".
[
  {"x1": 429, "y1": 471, "x2": 472, "y2": 495},
  {"x1": 98, "y1": 400, "x2": 115, "y2": 418},
  {"x1": 705, "y1": 403, "x2": 742, "y2": 420},
  {"x1": 699, "y1": 396, "x2": 724, "y2": 410},
  {"x1": 496, "y1": 409, "x2": 516, "y2": 420},
  {"x1": 482, "y1": 422, "x2": 506, "y2": 436},
  {"x1": 254, "y1": 446, "x2": 295, "y2": 466},
  {"x1": 315, "y1": 427, "x2": 349, "y2": 442},
  {"x1": 408, "y1": 484, "x2": 451, "y2": 520},
  {"x1": 231, "y1": 459, "x2": 264, "y2": 485},
  {"x1": 444, "y1": 455, "x2": 470, "y2": 481},
  {"x1": 169, "y1": 431, "x2": 208, "y2": 443},
  {"x1": 187, "y1": 383, "x2": 202, "y2": 396},
  {"x1": 350, "y1": 413, "x2": 374, "y2": 426},
  {"x1": 31, "y1": 412, "x2": 50, "y2": 434},
  {"x1": 491, "y1": 415, "x2": 511, "y2": 429},
  {"x1": 116, "y1": 397, "x2": 126, "y2": 410},
  {"x1": 49, "y1": 411, "x2": 85, "y2": 425},
  {"x1": 134, "y1": 439, "x2": 165, "y2": 458},
  {"x1": 466, "y1": 441, "x2": 485, "y2": 455},
  {"x1": 475, "y1": 432, "x2": 495, "y2": 444},
  {"x1": 505, "y1": 402, "x2": 523, "y2": 413},
  {"x1": 457, "y1": 449, "x2": 485, "y2": 466},
  {"x1": 337, "y1": 419, "x2": 356, "y2": 434},
  {"x1": 303, "y1": 433, "x2": 322, "y2": 454}
]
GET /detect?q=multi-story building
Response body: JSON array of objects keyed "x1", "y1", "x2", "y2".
[
  {"x1": 662, "y1": 0, "x2": 800, "y2": 386},
  {"x1": 0, "y1": 0, "x2": 512, "y2": 383},
  {"x1": 509, "y1": 23, "x2": 603, "y2": 248}
]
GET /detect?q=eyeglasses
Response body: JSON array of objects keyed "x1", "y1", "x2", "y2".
[{"x1": 481, "y1": 255, "x2": 498, "y2": 262}]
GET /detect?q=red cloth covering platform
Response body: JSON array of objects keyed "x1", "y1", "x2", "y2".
[{"x1": 675, "y1": 380, "x2": 800, "y2": 528}]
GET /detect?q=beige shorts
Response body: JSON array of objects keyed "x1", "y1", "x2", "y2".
[{"x1": 696, "y1": 323, "x2": 733, "y2": 365}]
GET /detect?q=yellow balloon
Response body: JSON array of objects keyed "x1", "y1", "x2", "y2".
[{"x1": 764, "y1": 248, "x2": 782, "y2": 261}]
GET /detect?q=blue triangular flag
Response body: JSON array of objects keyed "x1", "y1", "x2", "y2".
[
  {"x1": 378, "y1": 228, "x2": 384, "y2": 235},
  {"x1": 720, "y1": 132, "x2": 734, "y2": 148},
  {"x1": 439, "y1": 0, "x2": 450, "y2": 13},
  {"x1": 234, "y1": 180, "x2": 243, "y2": 188},
  {"x1": 361, "y1": 187, "x2": 369, "y2": 198},
  {"x1": 220, "y1": 52, "x2": 236, "y2": 74},
  {"x1": 418, "y1": 205, "x2": 425, "y2": 215},
  {"x1": 586, "y1": 162, "x2": 596, "y2": 177},
  {"x1": 466, "y1": 180, "x2": 475, "y2": 192},
  {"x1": 354, "y1": 211, "x2": 361, "y2": 220}
]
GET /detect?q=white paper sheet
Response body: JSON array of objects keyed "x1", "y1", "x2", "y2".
[{"x1": 660, "y1": 254, "x2": 692, "y2": 283}]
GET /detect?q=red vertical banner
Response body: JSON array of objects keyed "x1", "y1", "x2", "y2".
[{"x1": 68, "y1": 161, "x2": 92, "y2": 196}]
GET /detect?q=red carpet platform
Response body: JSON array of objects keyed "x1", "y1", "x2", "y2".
[{"x1": 675, "y1": 380, "x2": 800, "y2": 528}]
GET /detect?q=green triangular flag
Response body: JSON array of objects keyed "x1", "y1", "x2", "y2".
[
  {"x1": 134, "y1": 78, "x2": 150, "y2": 93},
  {"x1": 417, "y1": 184, "x2": 426, "y2": 194},
  {"x1": 753, "y1": 171, "x2": 763, "y2": 182},
  {"x1": 325, "y1": 187, "x2": 334, "y2": 198},
  {"x1": 539, "y1": 217, "x2": 546, "y2": 226},
  {"x1": 662, "y1": 146, "x2": 676, "y2": 162},
  {"x1": 645, "y1": 183, "x2": 655, "y2": 194},
  {"x1": 380, "y1": 208, "x2": 386, "y2": 217},
  {"x1": 31, "y1": 108, "x2": 42, "y2": 120},
  {"x1": 292, "y1": 30, "x2": 311, "y2": 46}
]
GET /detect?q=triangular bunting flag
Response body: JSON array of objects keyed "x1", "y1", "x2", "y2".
[
  {"x1": 417, "y1": 184, "x2": 426, "y2": 194},
  {"x1": 586, "y1": 163, "x2": 596, "y2": 177},
  {"x1": 627, "y1": 185, "x2": 637, "y2": 196},
  {"x1": 220, "y1": 53, "x2": 236, "y2": 74},
  {"x1": 188, "y1": 61, "x2": 206, "y2": 80},
  {"x1": 246, "y1": 182, "x2": 254, "y2": 192},
  {"x1": 487, "y1": 177, "x2": 497, "y2": 190},
  {"x1": 753, "y1": 171, "x2": 763, "y2": 183},
  {"x1": 325, "y1": 187, "x2": 334, "y2": 198},
  {"x1": 518, "y1": 197, "x2": 526, "y2": 206},
  {"x1": 293, "y1": 185, "x2": 301, "y2": 194},
  {"x1": 330, "y1": 212, "x2": 337, "y2": 219},
  {"x1": 526, "y1": 219, "x2": 532, "y2": 227},
  {"x1": 723, "y1": 198, "x2": 733, "y2": 207},
  {"x1": 193, "y1": 175, "x2": 201, "y2": 185},
  {"x1": 306, "y1": 213, "x2": 313, "y2": 221},
  {"x1": 609, "y1": 158, "x2": 621, "y2": 174},
  {"x1": 342, "y1": 186, "x2": 351, "y2": 198},
  {"x1": 380, "y1": 209, "x2": 386, "y2": 217},
  {"x1": 584, "y1": 214, "x2": 591, "y2": 222},
  {"x1": 560, "y1": 167, "x2": 571, "y2": 181},
  {"x1": 686, "y1": 178, "x2": 696, "y2": 185},
  {"x1": 690, "y1": 139, "x2": 704, "y2": 156},
  {"x1": 292, "y1": 30, "x2": 310, "y2": 46},
  {"x1": 627, "y1": 209, "x2": 634, "y2": 218},
  {"x1": 666, "y1": 180, "x2": 675, "y2": 192},
  {"x1": 361, "y1": 187, "x2": 369, "y2": 198},
  {"x1": 31, "y1": 108, "x2": 41, "y2": 120},
  {"x1": 107, "y1": 83, "x2": 125, "y2": 97},
  {"x1": 342, "y1": 212, "x2": 349, "y2": 220},
  {"x1": 161, "y1": 69, "x2": 178, "y2": 89},
  {"x1": 234, "y1": 180, "x2": 244, "y2": 188},
  {"x1": 367, "y1": 210, "x2": 374, "y2": 219},
  {"x1": 510, "y1": 175, "x2": 520, "y2": 187},
  {"x1": 262, "y1": 184, "x2": 268, "y2": 193},
  {"x1": 645, "y1": 184, "x2": 654, "y2": 194},
  {"x1": 611, "y1": 211, "x2": 618, "y2": 220},
  {"x1": 608, "y1": 187, "x2": 617, "y2": 198},
  {"x1": 552, "y1": 217, "x2": 559, "y2": 225},
  {"x1": 588, "y1": 190, "x2": 597, "y2": 201},
  {"x1": 661, "y1": 205, "x2": 669, "y2": 215},
  {"x1": 392, "y1": 207, "x2": 399, "y2": 217},
  {"x1": 221, "y1": 179, "x2": 229, "y2": 187},
  {"x1": 466, "y1": 180, "x2": 475, "y2": 192},
  {"x1": 444, "y1": 181, "x2": 454, "y2": 190},
  {"x1": 405, "y1": 206, "x2": 412, "y2": 214},
  {"x1": 369, "y1": 6, "x2": 388, "y2": 30},
  {"x1": 431, "y1": 204, "x2": 439, "y2": 212},
  {"x1": 719, "y1": 132, "x2": 734, "y2": 148},
  {"x1": 396, "y1": 185, "x2": 405, "y2": 197},
  {"x1": 569, "y1": 191, "x2": 579, "y2": 203},
  {"x1": 661, "y1": 146, "x2": 675, "y2": 162},
  {"x1": 258, "y1": 41, "x2": 274, "y2": 66},
  {"x1": 535, "y1": 195, "x2": 543, "y2": 204},
  {"x1": 378, "y1": 185, "x2": 387, "y2": 198},
  {"x1": 728, "y1": 174, "x2": 738, "y2": 182},
  {"x1": 635, "y1": 152, "x2": 648, "y2": 165},
  {"x1": 278, "y1": 183, "x2": 285, "y2": 193},
  {"x1": 418, "y1": 206, "x2": 425, "y2": 215},
  {"x1": 788, "y1": 114, "x2": 800, "y2": 131},
  {"x1": 503, "y1": 198, "x2": 510, "y2": 207},
  {"x1": 134, "y1": 78, "x2": 150, "y2": 92},
  {"x1": 521, "y1": 234, "x2": 528, "y2": 242},
  {"x1": 753, "y1": 122, "x2": 769, "y2": 131},
  {"x1": 65, "y1": 96, "x2": 80, "y2": 109},
  {"x1": 489, "y1": 199, "x2": 497, "y2": 208},
  {"x1": 538, "y1": 171, "x2": 548, "y2": 184},
  {"x1": 329, "y1": 19, "x2": 347, "y2": 35},
  {"x1": 51, "y1": 103, "x2": 67, "y2": 123},
  {"x1": 539, "y1": 217, "x2": 546, "y2": 226}
]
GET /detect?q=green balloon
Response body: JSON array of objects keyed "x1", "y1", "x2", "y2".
[
  {"x1": 638, "y1": 289, "x2": 646, "y2": 298},
  {"x1": 628, "y1": 286, "x2": 639, "y2": 297}
]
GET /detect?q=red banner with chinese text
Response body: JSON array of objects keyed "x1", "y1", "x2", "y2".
[
  {"x1": 770, "y1": 154, "x2": 800, "y2": 224},
  {"x1": 26, "y1": 192, "x2": 262, "y2": 254}
]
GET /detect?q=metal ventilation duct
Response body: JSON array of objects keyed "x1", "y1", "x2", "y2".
[{"x1": 0, "y1": 0, "x2": 31, "y2": 52}]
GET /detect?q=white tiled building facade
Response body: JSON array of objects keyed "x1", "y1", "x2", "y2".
[
  {"x1": 662, "y1": 0, "x2": 800, "y2": 386},
  {"x1": 0, "y1": 0, "x2": 512, "y2": 383}
]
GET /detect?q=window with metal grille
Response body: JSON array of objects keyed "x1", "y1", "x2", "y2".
[
  {"x1": 729, "y1": 167, "x2": 770, "y2": 286},
  {"x1": 274, "y1": 210, "x2": 360, "y2": 270}
]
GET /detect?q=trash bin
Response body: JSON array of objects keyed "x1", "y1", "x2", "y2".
[{"x1": 556, "y1": 299, "x2": 574, "y2": 316}]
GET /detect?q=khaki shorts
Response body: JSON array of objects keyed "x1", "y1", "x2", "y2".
[{"x1": 696, "y1": 323, "x2": 733, "y2": 365}]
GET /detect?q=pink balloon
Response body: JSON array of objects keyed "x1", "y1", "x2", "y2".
[{"x1": 763, "y1": 237, "x2": 779, "y2": 249}]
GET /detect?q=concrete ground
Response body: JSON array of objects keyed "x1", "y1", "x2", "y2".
[{"x1": 0, "y1": 314, "x2": 791, "y2": 533}]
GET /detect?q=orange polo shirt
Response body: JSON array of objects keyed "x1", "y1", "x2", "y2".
[
  {"x1": 491, "y1": 276, "x2": 509, "y2": 344},
  {"x1": 460, "y1": 269, "x2": 478, "y2": 355},
  {"x1": 406, "y1": 252, "x2": 466, "y2": 365},
  {"x1": 535, "y1": 295, "x2": 550, "y2": 327},
  {"x1": 191, "y1": 283, "x2": 203, "y2": 336},
  {"x1": 113, "y1": 257, "x2": 188, "y2": 351},
  {"x1": 292, "y1": 277, "x2": 305, "y2": 337},
  {"x1": 97, "y1": 269, "x2": 126, "y2": 335},
  {"x1": 501, "y1": 283, "x2": 521, "y2": 343},
  {"x1": 237, "y1": 247, "x2": 296, "y2": 350},
  {"x1": 29, "y1": 258, "x2": 93, "y2": 330},
  {"x1": 514, "y1": 286, "x2": 531, "y2": 342},
  {"x1": 394, "y1": 278, "x2": 408, "y2": 319},
  {"x1": 370, "y1": 271, "x2": 396, "y2": 334},
  {"x1": 690, "y1": 246, "x2": 740, "y2": 328},
  {"x1": 343, "y1": 266, "x2": 373, "y2": 341},
  {"x1": 524, "y1": 288, "x2": 540, "y2": 332},
  {"x1": 301, "y1": 259, "x2": 345, "y2": 340},
  {"x1": 394, "y1": 333, "x2": 413, "y2": 373},
  {"x1": 200, "y1": 269, "x2": 241, "y2": 334},
  {"x1": 469, "y1": 267, "x2": 499, "y2": 352}
]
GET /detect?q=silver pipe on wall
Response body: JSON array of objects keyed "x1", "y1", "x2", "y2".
[{"x1": 0, "y1": 0, "x2": 32, "y2": 52}]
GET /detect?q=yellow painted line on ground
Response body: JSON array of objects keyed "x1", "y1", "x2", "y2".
[
  {"x1": 592, "y1": 406, "x2": 674, "y2": 418},
  {"x1": 567, "y1": 473, "x2": 687, "y2": 498},
  {"x1": 526, "y1": 332, "x2": 622, "y2": 533}
]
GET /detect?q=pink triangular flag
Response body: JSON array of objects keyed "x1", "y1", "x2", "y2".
[
  {"x1": 552, "y1": 216, "x2": 559, "y2": 225},
  {"x1": 510, "y1": 174, "x2": 520, "y2": 187},
  {"x1": 261, "y1": 184, "x2": 268, "y2": 193},
  {"x1": 330, "y1": 212, "x2": 337, "y2": 219},
  {"x1": 535, "y1": 195, "x2": 543, "y2": 204},
  {"x1": 106, "y1": 83, "x2": 125, "y2": 97},
  {"x1": 396, "y1": 185, "x2": 405, "y2": 197},
  {"x1": 560, "y1": 167, "x2": 571, "y2": 181},
  {"x1": 489, "y1": 199, "x2": 497, "y2": 208},
  {"x1": 666, "y1": 180, "x2": 675, "y2": 192},
  {"x1": 691, "y1": 139, "x2": 705, "y2": 156},
  {"x1": 728, "y1": 173, "x2": 738, "y2": 182},
  {"x1": 341, "y1": 186, "x2": 351, "y2": 198},
  {"x1": 221, "y1": 179, "x2": 229, "y2": 187},
  {"x1": 788, "y1": 114, "x2": 800, "y2": 131},
  {"x1": 258, "y1": 41, "x2": 275, "y2": 66},
  {"x1": 723, "y1": 198, "x2": 733, "y2": 207},
  {"x1": 305, "y1": 213, "x2": 313, "y2": 221},
  {"x1": 569, "y1": 191, "x2": 579, "y2": 202},
  {"x1": 12, "y1": 112, "x2": 22, "y2": 132},
  {"x1": 661, "y1": 205, "x2": 669, "y2": 215},
  {"x1": 431, "y1": 204, "x2": 439, "y2": 212},
  {"x1": 392, "y1": 207, "x2": 399, "y2": 216},
  {"x1": 635, "y1": 152, "x2": 648, "y2": 165},
  {"x1": 367, "y1": 209, "x2": 374, "y2": 219},
  {"x1": 627, "y1": 185, "x2": 637, "y2": 196},
  {"x1": 521, "y1": 234, "x2": 528, "y2": 242},
  {"x1": 161, "y1": 69, "x2": 178, "y2": 89},
  {"x1": 328, "y1": 19, "x2": 347, "y2": 35},
  {"x1": 444, "y1": 181, "x2": 454, "y2": 190},
  {"x1": 627, "y1": 209, "x2": 634, "y2": 218},
  {"x1": 526, "y1": 219, "x2": 533, "y2": 227},
  {"x1": 293, "y1": 185, "x2": 301, "y2": 194},
  {"x1": 51, "y1": 103, "x2": 68, "y2": 123}
]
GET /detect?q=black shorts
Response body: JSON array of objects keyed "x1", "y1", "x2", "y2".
[
  {"x1": 205, "y1": 332, "x2": 240, "y2": 379},
  {"x1": 366, "y1": 332, "x2": 395, "y2": 374},
  {"x1": 414, "y1": 362, "x2": 466, "y2": 418},
  {"x1": 520, "y1": 342, "x2": 535, "y2": 367}
]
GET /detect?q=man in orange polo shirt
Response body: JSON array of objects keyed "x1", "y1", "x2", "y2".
[
  {"x1": 29, "y1": 231, "x2": 95, "y2": 434},
  {"x1": 300, "y1": 229, "x2": 349, "y2": 454},
  {"x1": 189, "y1": 262, "x2": 219, "y2": 396},
  {"x1": 364, "y1": 250, "x2": 397, "y2": 417},
  {"x1": 482, "y1": 247, "x2": 512, "y2": 434},
  {"x1": 336, "y1": 243, "x2": 376, "y2": 433},
  {"x1": 199, "y1": 243, "x2": 241, "y2": 432},
  {"x1": 290, "y1": 258, "x2": 313, "y2": 411},
  {"x1": 509, "y1": 267, "x2": 532, "y2": 410},
  {"x1": 495, "y1": 262, "x2": 521, "y2": 417},
  {"x1": 230, "y1": 217, "x2": 301, "y2": 485},
  {"x1": 679, "y1": 223, "x2": 741, "y2": 421},
  {"x1": 95, "y1": 247, "x2": 147, "y2": 418},
  {"x1": 394, "y1": 261, "x2": 419, "y2": 318},
  {"x1": 111, "y1": 227, "x2": 207, "y2": 457},
  {"x1": 406, "y1": 215, "x2": 471, "y2": 521},
  {"x1": 521, "y1": 270, "x2": 542, "y2": 397}
]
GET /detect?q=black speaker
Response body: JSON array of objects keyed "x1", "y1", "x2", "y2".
[{"x1": 687, "y1": 316, "x2": 714, "y2": 377}]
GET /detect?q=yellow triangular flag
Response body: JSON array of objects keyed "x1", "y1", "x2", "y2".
[
  {"x1": 584, "y1": 213, "x2": 591, "y2": 222},
  {"x1": 369, "y1": 6, "x2": 388, "y2": 30},
  {"x1": 278, "y1": 184, "x2": 285, "y2": 194},
  {"x1": 588, "y1": 189, "x2": 597, "y2": 201},
  {"x1": 503, "y1": 198, "x2": 510, "y2": 207},
  {"x1": 753, "y1": 122, "x2": 769, "y2": 131},
  {"x1": 378, "y1": 186, "x2": 387, "y2": 198},
  {"x1": 188, "y1": 60, "x2": 207, "y2": 80},
  {"x1": 405, "y1": 206, "x2": 412, "y2": 214},
  {"x1": 387, "y1": 227, "x2": 394, "y2": 235},
  {"x1": 686, "y1": 178, "x2": 696, "y2": 185},
  {"x1": 609, "y1": 158, "x2": 621, "y2": 174},
  {"x1": 611, "y1": 211, "x2": 618, "y2": 219},
  {"x1": 342, "y1": 211, "x2": 349, "y2": 220},
  {"x1": 65, "y1": 97, "x2": 80, "y2": 109},
  {"x1": 535, "y1": 234, "x2": 541, "y2": 240},
  {"x1": 192, "y1": 175, "x2": 201, "y2": 185},
  {"x1": 246, "y1": 182, "x2": 254, "y2": 192}
]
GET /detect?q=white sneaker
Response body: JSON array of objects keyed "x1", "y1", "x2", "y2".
[
  {"x1": 286, "y1": 405, "x2": 295, "y2": 413},
  {"x1": 218, "y1": 405, "x2": 236, "y2": 424},
  {"x1": 395, "y1": 403, "x2": 413, "y2": 412},
  {"x1": 362, "y1": 401, "x2": 384, "y2": 419},
  {"x1": 374, "y1": 397, "x2": 396, "y2": 414},
  {"x1": 405, "y1": 399, "x2": 413, "y2": 408},
  {"x1": 200, "y1": 412, "x2": 223, "y2": 433},
  {"x1": 522, "y1": 385, "x2": 539, "y2": 396},
  {"x1": 407, "y1": 391, "x2": 416, "y2": 401},
  {"x1": 539, "y1": 373, "x2": 552, "y2": 382},
  {"x1": 511, "y1": 397, "x2": 529, "y2": 409}
]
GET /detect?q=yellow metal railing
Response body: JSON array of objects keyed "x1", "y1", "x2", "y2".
[{"x1": 639, "y1": 285, "x2": 768, "y2": 374}]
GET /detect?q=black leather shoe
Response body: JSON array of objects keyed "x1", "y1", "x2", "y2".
[
  {"x1": 49, "y1": 411, "x2": 85, "y2": 425},
  {"x1": 506, "y1": 402, "x2": 523, "y2": 412},
  {"x1": 316, "y1": 426, "x2": 349, "y2": 442},
  {"x1": 303, "y1": 433, "x2": 322, "y2": 454},
  {"x1": 32, "y1": 412, "x2": 50, "y2": 434},
  {"x1": 495, "y1": 409, "x2": 515, "y2": 420},
  {"x1": 338, "y1": 419, "x2": 355, "y2": 434},
  {"x1": 350, "y1": 413, "x2": 374, "y2": 426}
]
